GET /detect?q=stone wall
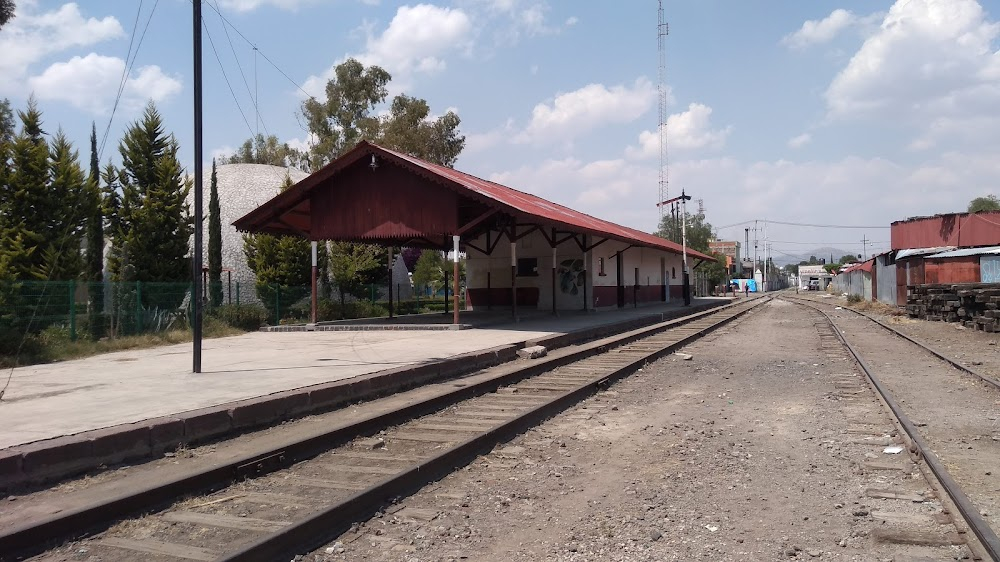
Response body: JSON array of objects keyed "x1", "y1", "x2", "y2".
[{"x1": 906, "y1": 283, "x2": 1000, "y2": 332}]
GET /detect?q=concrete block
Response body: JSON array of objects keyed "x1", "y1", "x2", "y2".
[
  {"x1": 517, "y1": 345, "x2": 548, "y2": 359},
  {"x1": 90, "y1": 424, "x2": 151, "y2": 464},
  {"x1": 20, "y1": 435, "x2": 94, "y2": 479},
  {"x1": 0, "y1": 449, "x2": 24, "y2": 489},
  {"x1": 182, "y1": 407, "x2": 233, "y2": 443},
  {"x1": 147, "y1": 417, "x2": 185, "y2": 453},
  {"x1": 282, "y1": 391, "x2": 312, "y2": 416},
  {"x1": 229, "y1": 396, "x2": 290, "y2": 429}
]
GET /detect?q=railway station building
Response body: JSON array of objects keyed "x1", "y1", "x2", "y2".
[{"x1": 234, "y1": 141, "x2": 715, "y2": 318}]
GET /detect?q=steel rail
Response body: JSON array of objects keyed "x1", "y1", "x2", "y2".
[
  {"x1": 786, "y1": 298, "x2": 1000, "y2": 560},
  {"x1": 221, "y1": 297, "x2": 769, "y2": 561},
  {"x1": 784, "y1": 294, "x2": 1000, "y2": 392},
  {"x1": 0, "y1": 297, "x2": 767, "y2": 559}
]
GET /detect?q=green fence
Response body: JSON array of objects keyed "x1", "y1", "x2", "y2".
[{"x1": 0, "y1": 280, "x2": 463, "y2": 347}]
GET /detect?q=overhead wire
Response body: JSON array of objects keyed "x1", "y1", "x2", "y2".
[
  {"x1": 210, "y1": 0, "x2": 270, "y2": 139},
  {"x1": 99, "y1": 0, "x2": 160, "y2": 160},
  {"x1": 203, "y1": 18, "x2": 256, "y2": 139}
]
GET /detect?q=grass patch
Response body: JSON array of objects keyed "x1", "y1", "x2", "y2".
[
  {"x1": 846, "y1": 299, "x2": 906, "y2": 316},
  {"x1": 0, "y1": 316, "x2": 244, "y2": 369}
]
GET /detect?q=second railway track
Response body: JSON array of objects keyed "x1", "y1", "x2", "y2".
[
  {"x1": 784, "y1": 294, "x2": 1000, "y2": 560},
  {"x1": 3, "y1": 297, "x2": 768, "y2": 561}
]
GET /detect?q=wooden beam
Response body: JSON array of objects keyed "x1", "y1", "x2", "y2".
[
  {"x1": 456, "y1": 208, "x2": 498, "y2": 235},
  {"x1": 275, "y1": 217, "x2": 310, "y2": 239},
  {"x1": 584, "y1": 237, "x2": 609, "y2": 253}
]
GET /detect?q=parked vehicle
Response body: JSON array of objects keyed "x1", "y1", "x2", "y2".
[{"x1": 808, "y1": 279, "x2": 820, "y2": 291}]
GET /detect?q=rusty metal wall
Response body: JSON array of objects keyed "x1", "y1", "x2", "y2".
[
  {"x1": 924, "y1": 257, "x2": 980, "y2": 284},
  {"x1": 891, "y1": 212, "x2": 1000, "y2": 250}
]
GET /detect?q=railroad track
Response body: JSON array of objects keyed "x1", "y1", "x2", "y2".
[
  {"x1": 784, "y1": 295, "x2": 1000, "y2": 560},
  {"x1": 3, "y1": 297, "x2": 768, "y2": 561}
]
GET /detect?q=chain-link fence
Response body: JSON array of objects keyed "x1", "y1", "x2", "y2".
[{"x1": 0, "y1": 280, "x2": 460, "y2": 349}]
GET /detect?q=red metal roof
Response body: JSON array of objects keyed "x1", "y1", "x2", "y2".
[{"x1": 234, "y1": 141, "x2": 715, "y2": 262}]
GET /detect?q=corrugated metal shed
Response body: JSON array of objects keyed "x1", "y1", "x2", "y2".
[
  {"x1": 891, "y1": 212, "x2": 1000, "y2": 249},
  {"x1": 234, "y1": 140, "x2": 715, "y2": 261},
  {"x1": 924, "y1": 245, "x2": 1000, "y2": 258}
]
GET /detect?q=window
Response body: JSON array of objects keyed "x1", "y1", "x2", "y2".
[
  {"x1": 598, "y1": 257, "x2": 606, "y2": 276},
  {"x1": 672, "y1": 267, "x2": 676, "y2": 279},
  {"x1": 516, "y1": 257, "x2": 539, "y2": 277}
]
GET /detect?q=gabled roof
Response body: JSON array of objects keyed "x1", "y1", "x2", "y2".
[{"x1": 234, "y1": 141, "x2": 715, "y2": 262}]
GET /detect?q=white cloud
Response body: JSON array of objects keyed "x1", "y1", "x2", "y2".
[
  {"x1": 303, "y1": 4, "x2": 473, "y2": 96},
  {"x1": 482, "y1": 150, "x2": 1000, "y2": 237},
  {"x1": 788, "y1": 133, "x2": 812, "y2": 149},
  {"x1": 626, "y1": 103, "x2": 731, "y2": 158},
  {"x1": 0, "y1": 3, "x2": 123, "y2": 91},
  {"x1": 473, "y1": 0, "x2": 576, "y2": 42},
  {"x1": 516, "y1": 78, "x2": 657, "y2": 143},
  {"x1": 825, "y1": 0, "x2": 1000, "y2": 123},
  {"x1": 782, "y1": 9, "x2": 859, "y2": 49},
  {"x1": 28, "y1": 53, "x2": 182, "y2": 114},
  {"x1": 216, "y1": 0, "x2": 323, "y2": 12}
]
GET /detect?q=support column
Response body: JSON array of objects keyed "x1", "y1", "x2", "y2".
[
  {"x1": 510, "y1": 226, "x2": 517, "y2": 322},
  {"x1": 551, "y1": 239, "x2": 557, "y2": 315},
  {"x1": 452, "y1": 235, "x2": 460, "y2": 325},
  {"x1": 582, "y1": 235, "x2": 590, "y2": 312},
  {"x1": 387, "y1": 247, "x2": 394, "y2": 319},
  {"x1": 310, "y1": 241, "x2": 318, "y2": 323}
]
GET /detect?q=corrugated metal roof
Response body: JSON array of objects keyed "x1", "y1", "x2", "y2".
[
  {"x1": 895, "y1": 246, "x2": 955, "y2": 259},
  {"x1": 234, "y1": 140, "x2": 715, "y2": 262},
  {"x1": 925, "y1": 245, "x2": 1000, "y2": 258}
]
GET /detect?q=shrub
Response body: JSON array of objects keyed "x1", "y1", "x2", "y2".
[
  {"x1": 212, "y1": 304, "x2": 268, "y2": 331},
  {"x1": 846, "y1": 294, "x2": 864, "y2": 304}
]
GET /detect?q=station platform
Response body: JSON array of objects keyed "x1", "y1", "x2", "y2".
[{"x1": 0, "y1": 296, "x2": 743, "y2": 488}]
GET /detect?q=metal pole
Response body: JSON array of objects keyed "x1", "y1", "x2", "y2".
[
  {"x1": 387, "y1": 248, "x2": 394, "y2": 319},
  {"x1": 452, "y1": 235, "x2": 460, "y2": 325},
  {"x1": 510, "y1": 226, "x2": 517, "y2": 321},
  {"x1": 192, "y1": 0, "x2": 203, "y2": 373},
  {"x1": 763, "y1": 219, "x2": 768, "y2": 293},
  {"x1": 311, "y1": 241, "x2": 318, "y2": 323},
  {"x1": 681, "y1": 190, "x2": 690, "y2": 306},
  {"x1": 551, "y1": 234, "x2": 557, "y2": 315}
]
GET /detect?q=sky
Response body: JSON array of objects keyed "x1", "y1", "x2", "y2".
[{"x1": 2, "y1": 0, "x2": 999, "y2": 262}]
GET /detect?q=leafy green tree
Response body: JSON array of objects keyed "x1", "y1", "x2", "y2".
[
  {"x1": 44, "y1": 130, "x2": 88, "y2": 279},
  {"x1": 108, "y1": 102, "x2": 192, "y2": 310},
  {"x1": 0, "y1": 98, "x2": 13, "y2": 145},
  {"x1": 0, "y1": 0, "x2": 14, "y2": 30},
  {"x1": 207, "y1": 159, "x2": 223, "y2": 308},
  {"x1": 224, "y1": 133, "x2": 306, "y2": 170},
  {"x1": 968, "y1": 195, "x2": 1000, "y2": 213},
  {"x1": 243, "y1": 173, "x2": 311, "y2": 318},
  {"x1": 328, "y1": 242, "x2": 382, "y2": 315},
  {"x1": 839, "y1": 254, "x2": 858, "y2": 264},
  {"x1": 84, "y1": 123, "x2": 105, "y2": 338},
  {"x1": 701, "y1": 251, "x2": 729, "y2": 291},
  {"x1": 656, "y1": 209, "x2": 714, "y2": 254},
  {"x1": 412, "y1": 249, "x2": 444, "y2": 295}
]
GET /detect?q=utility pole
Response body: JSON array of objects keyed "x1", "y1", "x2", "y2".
[
  {"x1": 763, "y1": 219, "x2": 768, "y2": 292},
  {"x1": 192, "y1": 0, "x2": 203, "y2": 373},
  {"x1": 657, "y1": 0, "x2": 669, "y2": 221},
  {"x1": 861, "y1": 234, "x2": 869, "y2": 260},
  {"x1": 656, "y1": 190, "x2": 692, "y2": 305},
  {"x1": 744, "y1": 227, "x2": 750, "y2": 278}
]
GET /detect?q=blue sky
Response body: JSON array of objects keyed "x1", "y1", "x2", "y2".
[{"x1": 2, "y1": 0, "x2": 999, "y2": 260}]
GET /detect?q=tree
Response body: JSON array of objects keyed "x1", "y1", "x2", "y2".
[
  {"x1": 400, "y1": 247, "x2": 422, "y2": 272},
  {"x1": 655, "y1": 209, "x2": 714, "y2": 254},
  {"x1": 412, "y1": 249, "x2": 444, "y2": 295},
  {"x1": 0, "y1": 0, "x2": 14, "y2": 30},
  {"x1": 108, "y1": 102, "x2": 192, "y2": 310},
  {"x1": 243, "y1": 173, "x2": 311, "y2": 319},
  {"x1": 784, "y1": 263, "x2": 799, "y2": 275},
  {"x1": 44, "y1": 130, "x2": 88, "y2": 279},
  {"x1": 84, "y1": 123, "x2": 105, "y2": 336},
  {"x1": 327, "y1": 241, "x2": 382, "y2": 315},
  {"x1": 207, "y1": 159, "x2": 223, "y2": 308},
  {"x1": 700, "y1": 251, "x2": 729, "y2": 292},
  {"x1": 838, "y1": 254, "x2": 858, "y2": 264},
  {"x1": 968, "y1": 195, "x2": 1000, "y2": 213},
  {"x1": 224, "y1": 134, "x2": 306, "y2": 170}
]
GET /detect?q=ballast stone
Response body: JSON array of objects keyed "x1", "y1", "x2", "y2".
[{"x1": 517, "y1": 345, "x2": 548, "y2": 359}]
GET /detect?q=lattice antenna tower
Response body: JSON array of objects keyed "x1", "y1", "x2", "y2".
[
  {"x1": 697, "y1": 198, "x2": 705, "y2": 216},
  {"x1": 657, "y1": 0, "x2": 669, "y2": 220}
]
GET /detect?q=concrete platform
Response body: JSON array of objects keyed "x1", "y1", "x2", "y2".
[{"x1": 0, "y1": 297, "x2": 737, "y2": 489}]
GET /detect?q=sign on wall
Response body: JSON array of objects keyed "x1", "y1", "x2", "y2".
[{"x1": 982, "y1": 255, "x2": 1000, "y2": 283}]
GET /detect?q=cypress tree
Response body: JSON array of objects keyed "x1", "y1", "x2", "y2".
[
  {"x1": 207, "y1": 159, "x2": 223, "y2": 307},
  {"x1": 85, "y1": 123, "x2": 104, "y2": 337},
  {"x1": 111, "y1": 102, "x2": 192, "y2": 310}
]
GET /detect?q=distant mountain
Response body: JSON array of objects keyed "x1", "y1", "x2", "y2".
[{"x1": 772, "y1": 246, "x2": 855, "y2": 267}]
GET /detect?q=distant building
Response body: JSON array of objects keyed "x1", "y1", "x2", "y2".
[
  {"x1": 798, "y1": 264, "x2": 832, "y2": 290},
  {"x1": 708, "y1": 240, "x2": 741, "y2": 277}
]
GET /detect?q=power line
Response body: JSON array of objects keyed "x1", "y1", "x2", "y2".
[
  {"x1": 203, "y1": 19, "x2": 256, "y2": 139},
  {"x1": 200, "y1": 0, "x2": 315, "y2": 100},
  {"x1": 718, "y1": 219, "x2": 890, "y2": 230},
  {"x1": 210, "y1": 0, "x2": 270, "y2": 139},
  {"x1": 98, "y1": 1, "x2": 145, "y2": 160}
]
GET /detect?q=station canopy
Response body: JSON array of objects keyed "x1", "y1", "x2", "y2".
[{"x1": 233, "y1": 140, "x2": 715, "y2": 263}]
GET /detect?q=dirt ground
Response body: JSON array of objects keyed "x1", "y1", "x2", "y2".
[{"x1": 306, "y1": 300, "x2": 972, "y2": 561}]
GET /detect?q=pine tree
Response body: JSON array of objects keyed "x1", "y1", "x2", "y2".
[
  {"x1": 110, "y1": 102, "x2": 192, "y2": 310},
  {"x1": 4, "y1": 99, "x2": 50, "y2": 280},
  {"x1": 207, "y1": 158, "x2": 223, "y2": 307},
  {"x1": 44, "y1": 130, "x2": 88, "y2": 280},
  {"x1": 85, "y1": 123, "x2": 104, "y2": 337}
]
